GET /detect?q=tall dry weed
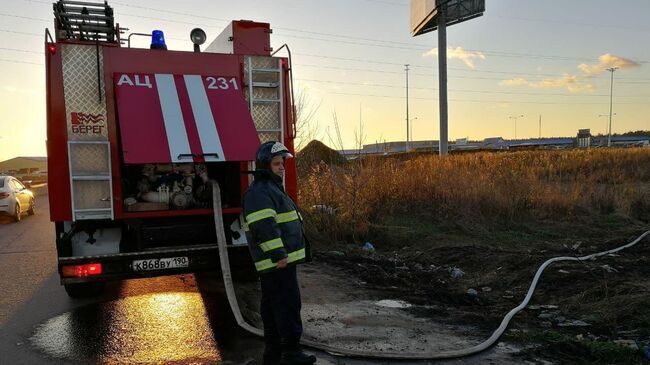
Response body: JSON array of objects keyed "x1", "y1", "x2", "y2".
[{"x1": 299, "y1": 149, "x2": 650, "y2": 242}]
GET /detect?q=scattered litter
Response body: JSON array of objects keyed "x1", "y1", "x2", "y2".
[
  {"x1": 538, "y1": 312, "x2": 555, "y2": 320},
  {"x1": 587, "y1": 334, "x2": 599, "y2": 341},
  {"x1": 481, "y1": 286, "x2": 492, "y2": 292},
  {"x1": 600, "y1": 264, "x2": 618, "y2": 273},
  {"x1": 362, "y1": 242, "x2": 375, "y2": 252},
  {"x1": 466, "y1": 288, "x2": 478, "y2": 298},
  {"x1": 311, "y1": 204, "x2": 336, "y2": 215},
  {"x1": 328, "y1": 250, "x2": 345, "y2": 257},
  {"x1": 375, "y1": 299, "x2": 412, "y2": 309},
  {"x1": 557, "y1": 269, "x2": 570, "y2": 274},
  {"x1": 528, "y1": 304, "x2": 559, "y2": 310},
  {"x1": 557, "y1": 320, "x2": 591, "y2": 327},
  {"x1": 643, "y1": 345, "x2": 650, "y2": 359},
  {"x1": 575, "y1": 334, "x2": 584, "y2": 340},
  {"x1": 612, "y1": 340, "x2": 638, "y2": 350},
  {"x1": 449, "y1": 267, "x2": 465, "y2": 279}
]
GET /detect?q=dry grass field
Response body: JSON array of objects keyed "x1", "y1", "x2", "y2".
[
  {"x1": 298, "y1": 147, "x2": 650, "y2": 364},
  {"x1": 300, "y1": 149, "x2": 650, "y2": 239}
]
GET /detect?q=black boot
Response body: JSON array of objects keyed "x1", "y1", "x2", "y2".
[
  {"x1": 279, "y1": 338, "x2": 316, "y2": 365},
  {"x1": 263, "y1": 342, "x2": 282, "y2": 365},
  {"x1": 262, "y1": 332, "x2": 282, "y2": 365}
]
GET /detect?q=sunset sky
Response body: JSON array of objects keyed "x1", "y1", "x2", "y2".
[{"x1": 1, "y1": 0, "x2": 649, "y2": 161}]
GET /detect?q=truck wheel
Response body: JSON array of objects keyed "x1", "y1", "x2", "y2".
[
  {"x1": 13, "y1": 204, "x2": 21, "y2": 222},
  {"x1": 27, "y1": 199, "x2": 35, "y2": 216},
  {"x1": 64, "y1": 282, "x2": 106, "y2": 298}
]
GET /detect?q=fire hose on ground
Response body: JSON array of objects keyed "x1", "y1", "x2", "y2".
[{"x1": 212, "y1": 181, "x2": 649, "y2": 360}]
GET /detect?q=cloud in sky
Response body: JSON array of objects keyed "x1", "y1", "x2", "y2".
[
  {"x1": 499, "y1": 75, "x2": 594, "y2": 93},
  {"x1": 578, "y1": 53, "x2": 640, "y2": 76},
  {"x1": 2, "y1": 85, "x2": 40, "y2": 94},
  {"x1": 499, "y1": 54, "x2": 639, "y2": 93},
  {"x1": 500, "y1": 78, "x2": 528, "y2": 86},
  {"x1": 423, "y1": 47, "x2": 486, "y2": 69}
]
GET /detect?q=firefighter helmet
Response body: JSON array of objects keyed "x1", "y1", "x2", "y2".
[{"x1": 256, "y1": 141, "x2": 293, "y2": 169}]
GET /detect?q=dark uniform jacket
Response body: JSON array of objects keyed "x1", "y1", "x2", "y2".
[{"x1": 243, "y1": 172, "x2": 306, "y2": 274}]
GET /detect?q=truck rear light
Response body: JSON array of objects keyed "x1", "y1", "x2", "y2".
[
  {"x1": 47, "y1": 44, "x2": 56, "y2": 55},
  {"x1": 62, "y1": 263, "x2": 102, "y2": 277},
  {"x1": 0, "y1": 192, "x2": 9, "y2": 199}
]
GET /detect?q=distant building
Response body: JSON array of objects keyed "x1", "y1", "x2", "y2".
[
  {"x1": 337, "y1": 129, "x2": 650, "y2": 158},
  {"x1": 577, "y1": 129, "x2": 591, "y2": 148},
  {"x1": 0, "y1": 157, "x2": 47, "y2": 175}
]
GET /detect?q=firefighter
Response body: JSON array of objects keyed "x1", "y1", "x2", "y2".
[{"x1": 243, "y1": 141, "x2": 316, "y2": 365}]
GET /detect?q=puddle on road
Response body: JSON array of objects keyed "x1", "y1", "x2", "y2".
[{"x1": 30, "y1": 276, "x2": 260, "y2": 364}]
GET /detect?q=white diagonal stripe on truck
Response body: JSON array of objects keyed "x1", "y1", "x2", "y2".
[
  {"x1": 155, "y1": 74, "x2": 192, "y2": 163},
  {"x1": 184, "y1": 75, "x2": 225, "y2": 162}
]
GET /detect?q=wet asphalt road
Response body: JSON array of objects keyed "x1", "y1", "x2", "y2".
[
  {"x1": 0, "y1": 198, "x2": 517, "y2": 365},
  {"x1": 0, "y1": 198, "x2": 263, "y2": 364}
]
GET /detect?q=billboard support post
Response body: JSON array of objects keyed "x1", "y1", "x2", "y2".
[
  {"x1": 411, "y1": 0, "x2": 485, "y2": 156},
  {"x1": 437, "y1": 7, "x2": 448, "y2": 156}
]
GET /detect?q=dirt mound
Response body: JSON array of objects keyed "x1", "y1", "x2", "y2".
[{"x1": 296, "y1": 140, "x2": 347, "y2": 173}]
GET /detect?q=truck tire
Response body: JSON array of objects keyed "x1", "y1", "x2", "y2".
[
  {"x1": 64, "y1": 282, "x2": 106, "y2": 298},
  {"x1": 13, "y1": 204, "x2": 21, "y2": 222}
]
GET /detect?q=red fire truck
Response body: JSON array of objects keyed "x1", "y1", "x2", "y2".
[{"x1": 45, "y1": 0, "x2": 297, "y2": 297}]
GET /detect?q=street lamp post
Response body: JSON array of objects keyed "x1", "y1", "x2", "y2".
[
  {"x1": 509, "y1": 115, "x2": 524, "y2": 139},
  {"x1": 405, "y1": 64, "x2": 410, "y2": 151},
  {"x1": 408, "y1": 116, "x2": 418, "y2": 151},
  {"x1": 599, "y1": 113, "x2": 616, "y2": 143},
  {"x1": 606, "y1": 67, "x2": 619, "y2": 147}
]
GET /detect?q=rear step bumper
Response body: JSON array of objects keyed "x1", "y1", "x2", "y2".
[{"x1": 58, "y1": 244, "x2": 248, "y2": 284}]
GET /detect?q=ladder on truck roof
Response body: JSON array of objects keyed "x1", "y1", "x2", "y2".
[
  {"x1": 244, "y1": 56, "x2": 284, "y2": 144},
  {"x1": 53, "y1": 0, "x2": 118, "y2": 43}
]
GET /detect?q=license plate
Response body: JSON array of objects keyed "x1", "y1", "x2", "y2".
[{"x1": 132, "y1": 257, "x2": 189, "y2": 271}]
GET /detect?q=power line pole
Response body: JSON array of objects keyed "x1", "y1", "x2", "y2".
[
  {"x1": 405, "y1": 64, "x2": 410, "y2": 152},
  {"x1": 538, "y1": 115, "x2": 542, "y2": 139},
  {"x1": 607, "y1": 67, "x2": 619, "y2": 147},
  {"x1": 437, "y1": 9, "x2": 448, "y2": 156}
]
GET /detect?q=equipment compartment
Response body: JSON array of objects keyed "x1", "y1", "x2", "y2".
[{"x1": 121, "y1": 162, "x2": 241, "y2": 212}]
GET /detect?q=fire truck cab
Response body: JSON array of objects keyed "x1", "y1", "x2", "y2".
[{"x1": 45, "y1": 0, "x2": 297, "y2": 297}]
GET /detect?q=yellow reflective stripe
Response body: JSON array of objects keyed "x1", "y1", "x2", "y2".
[
  {"x1": 287, "y1": 248, "x2": 306, "y2": 263},
  {"x1": 245, "y1": 208, "x2": 277, "y2": 224},
  {"x1": 254, "y1": 248, "x2": 306, "y2": 272},
  {"x1": 276, "y1": 210, "x2": 299, "y2": 224},
  {"x1": 259, "y1": 238, "x2": 284, "y2": 252},
  {"x1": 255, "y1": 259, "x2": 276, "y2": 272}
]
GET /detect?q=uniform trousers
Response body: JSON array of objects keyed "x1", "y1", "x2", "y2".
[{"x1": 260, "y1": 265, "x2": 303, "y2": 341}]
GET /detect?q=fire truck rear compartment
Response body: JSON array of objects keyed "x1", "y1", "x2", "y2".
[{"x1": 120, "y1": 161, "x2": 242, "y2": 212}]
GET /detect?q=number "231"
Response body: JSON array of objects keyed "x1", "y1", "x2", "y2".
[{"x1": 206, "y1": 77, "x2": 239, "y2": 90}]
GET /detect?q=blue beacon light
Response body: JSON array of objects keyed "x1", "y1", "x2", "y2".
[{"x1": 150, "y1": 30, "x2": 167, "y2": 50}]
